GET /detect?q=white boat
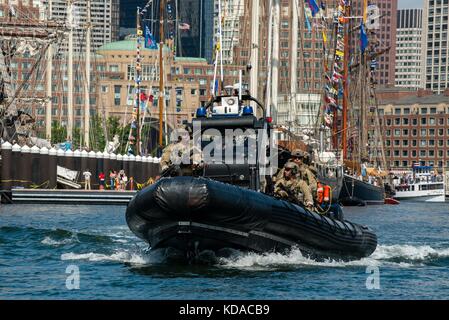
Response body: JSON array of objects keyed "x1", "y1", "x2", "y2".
[{"x1": 393, "y1": 166, "x2": 445, "y2": 202}]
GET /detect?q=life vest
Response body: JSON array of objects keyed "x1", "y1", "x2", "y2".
[
  {"x1": 323, "y1": 185, "x2": 331, "y2": 203},
  {"x1": 317, "y1": 182, "x2": 324, "y2": 204}
]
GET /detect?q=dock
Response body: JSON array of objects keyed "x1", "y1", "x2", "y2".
[{"x1": 8, "y1": 189, "x2": 136, "y2": 205}]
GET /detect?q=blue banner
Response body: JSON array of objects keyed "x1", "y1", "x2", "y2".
[
  {"x1": 144, "y1": 25, "x2": 157, "y2": 49},
  {"x1": 360, "y1": 23, "x2": 369, "y2": 53}
]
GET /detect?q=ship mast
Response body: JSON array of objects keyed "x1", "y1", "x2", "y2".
[
  {"x1": 270, "y1": 0, "x2": 280, "y2": 118},
  {"x1": 158, "y1": 0, "x2": 165, "y2": 152},
  {"x1": 290, "y1": 0, "x2": 298, "y2": 131},
  {"x1": 342, "y1": 3, "x2": 350, "y2": 160},
  {"x1": 136, "y1": 7, "x2": 142, "y2": 156},
  {"x1": 360, "y1": 0, "x2": 368, "y2": 162},
  {"x1": 84, "y1": 0, "x2": 91, "y2": 149},
  {"x1": 264, "y1": 0, "x2": 272, "y2": 111},
  {"x1": 250, "y1": 0, "x2": 259, "y2": 108},
  {"x1": 45, "y1": 1, "x2": 53, "y2": 141},
  {"x1": 67, "y1": 0, "x2": 74, "y2": 142}
]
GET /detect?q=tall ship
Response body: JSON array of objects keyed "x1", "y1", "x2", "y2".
[{"x1": 335, "y1": 1, "x2": 389, "y2": 206}]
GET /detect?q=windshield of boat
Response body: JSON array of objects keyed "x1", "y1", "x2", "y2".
[{"x1": 199, "y1": 128, "x2": 259, "y2": 165}]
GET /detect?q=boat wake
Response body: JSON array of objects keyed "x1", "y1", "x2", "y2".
[
  {"x1": 217, "y1": 244, "x2": 449, "y2": 269},
  {"x1": 57, "y1": 244, "x2": 449, "y2": 269},
  {"x1": 60, "y1": 248, "x2": 164, "y2": 265}
]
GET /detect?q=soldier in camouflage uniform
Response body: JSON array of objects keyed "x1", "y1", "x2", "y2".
[
  {"x1": 290, "y1": 149, "x2": 318, "y2": 197},
  {"x1": 274, "y1": 162, "x2": 314, "y2": 209},
  {"x1": 160, "y1": 125, "x2": 203, "y2": 176}
]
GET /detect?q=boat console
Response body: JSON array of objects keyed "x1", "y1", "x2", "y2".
[{"x1": 190, "y1": 92, "x2": 273, "y2": 190}]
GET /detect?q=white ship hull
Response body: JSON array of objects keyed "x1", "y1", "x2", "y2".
[{"x1": 395, "y1": 189, "x2": 445, "y2": 202}]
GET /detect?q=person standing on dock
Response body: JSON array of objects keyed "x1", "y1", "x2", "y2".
[
  {"x1": 109, "y1": 170, "x2": 116, "y2": 190},
  {"x1": 98, "y1": 172, "x2": 105, "y2": 190},
  {"x1": 83, "y1": 169, "x2": 92, "y2": 190},
  {"x1": 121, "y1": 173, "x2": 128, "y2": 191}
]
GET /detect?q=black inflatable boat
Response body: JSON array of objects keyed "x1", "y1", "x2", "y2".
[
  {"x1": 126, "y1": 176, "x2": 377, "y2": 261},
  {"x1": 126, "y1": 93, "x2": 377, "y2": 262}
]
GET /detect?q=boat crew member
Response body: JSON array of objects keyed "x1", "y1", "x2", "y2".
[
  {"x1": 290, "y1": 149, "x2": 318, "y2": 197},
  {"x1": 274, "y1": 162, "x2": 314, "y2": 209},
  {"x1": 160, "y1": 125, "x2": 203, "y2": 176}
]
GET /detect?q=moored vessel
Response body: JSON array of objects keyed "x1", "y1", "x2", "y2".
[{"x1": 393, "y1": 166, "x2": 445, "y2": 202}]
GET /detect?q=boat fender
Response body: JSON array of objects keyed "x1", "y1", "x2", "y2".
[
  {"x1": 317, "y1": 183, "x2": 324, "y2": 204},
  {"x1": 323, "y1": 185, "x2": 331, "y2": 203}
]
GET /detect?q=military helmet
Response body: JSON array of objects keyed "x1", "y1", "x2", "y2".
[{"x1": 291, "y1": 149, "x2": 305, "y2": 159}]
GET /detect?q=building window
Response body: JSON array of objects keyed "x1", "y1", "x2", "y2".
[{"x1": 114, "y1": 85, "x2": 121, "y2": 106}]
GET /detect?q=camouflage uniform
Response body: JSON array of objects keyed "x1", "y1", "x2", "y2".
[
  {"x1": 274, "y1": 162, "x2": 314, "y2": 207},
  {"x1": 160, "y1": 141, "x2": 203, "y2": 175},
  {"x1": 297, "y1": 164, "x2": 318, "y2": 195}
]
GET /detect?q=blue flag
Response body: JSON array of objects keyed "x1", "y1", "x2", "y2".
[
  {"x1": 306, "y1": 0, "x2": 320, "y2": 17},
  {"x1": 360, "y1": 23, "x2": 368, "y2": 53},
  {"x1": 144, "y1": 25, "x2": 157, "y2": 49}
]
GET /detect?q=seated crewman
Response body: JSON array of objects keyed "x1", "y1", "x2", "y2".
[{"x1": 274, "y1": 162, "x2": 314, "y2": 210}]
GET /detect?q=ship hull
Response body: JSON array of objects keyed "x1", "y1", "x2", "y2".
[{"x1": 339, "y1": 174, "x2": 385, "y2": 206}]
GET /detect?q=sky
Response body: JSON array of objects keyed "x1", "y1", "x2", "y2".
[{"x1": 398, "y1": 0, "x2": 423, "y2": 9}]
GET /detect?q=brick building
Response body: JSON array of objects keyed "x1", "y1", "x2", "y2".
[{"x1": 376, "y1": 88, "x2": 449, "y2": 171}]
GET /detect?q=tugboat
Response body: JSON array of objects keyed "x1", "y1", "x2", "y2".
[{"x1": 125, "y1": 92, "x2": 378, "y2": 262}]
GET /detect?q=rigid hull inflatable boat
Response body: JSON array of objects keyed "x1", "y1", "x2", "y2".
[
  {"x1": 126, "y1": 92, "x2": 378, "y2": 261},
  {"x1": 126, "y1": 176, "x2": 377, "y2": 260}
]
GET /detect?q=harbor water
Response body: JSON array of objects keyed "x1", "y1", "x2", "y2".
[{"x1": 1, "y1": 202, "x2": 449, "y2": 299}]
